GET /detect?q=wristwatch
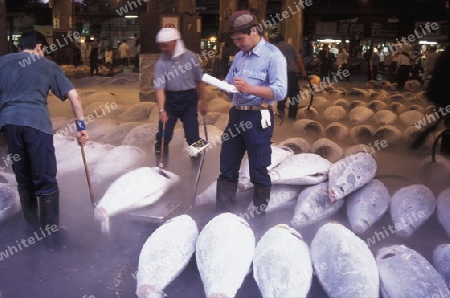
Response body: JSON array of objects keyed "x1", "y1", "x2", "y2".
[{"x1": 159, "y1": 108, "x2": 164, "y2": 113}]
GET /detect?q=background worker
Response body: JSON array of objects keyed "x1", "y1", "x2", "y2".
[
  {"x1": 396, "y1": 50, "x2": 411, "y2": 90},
  {"x1": 272, "y1": 32, "x2": 306, "y2": 120},
  {"x1": 153, "y1": 27, "x2": 208, "y2": 162},
  {"x1": 118, "y1": 39, "x2": 130, "y2": 66},
  {"x1": 215, "y1": 11, "x2": 287, "y2": 220},
  {"x1": 319, "y1": 44, "x2": 334, "y2": 81},
  {"x1": 336, "y1": 46, "x2": 350, "y2": 81},
  {"x1": 0, "y1": 30, "x2": 89, "y2": 249}
]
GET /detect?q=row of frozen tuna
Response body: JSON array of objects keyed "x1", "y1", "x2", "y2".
[
  {"x1": 135, "y1": 213, "x2": 450, "y2": 298},
  {"x1": 292, "y1": 116, "x2": 441, "y2": 149},
  {"x1": 195, "y1": 145, "x2": 450, "y2": 238}
]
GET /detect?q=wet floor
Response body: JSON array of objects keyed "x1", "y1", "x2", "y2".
[{"x1": 0, "y1": 76, "x2": 449, "y2": 298}]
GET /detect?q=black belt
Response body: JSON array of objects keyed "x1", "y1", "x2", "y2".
[
  {"x1": 165, "y1": 89, "x2": 195, "y2": 94},
  {"x1": 234, "y1": 105, "x2": 273, "y2": 111}
]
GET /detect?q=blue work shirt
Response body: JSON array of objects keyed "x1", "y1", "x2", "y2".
[
  {"x1": 225, "y1": 38, "x2": 287, "y2": 106},
  {"x1": 153, "y1": 49, "x2": 203, "y2": 91},
  {"x1": 0, "y1": 52, "x2": 74, "y2": 135}
]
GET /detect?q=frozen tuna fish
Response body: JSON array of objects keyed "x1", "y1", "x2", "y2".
[
  {"x1": 91, "y1": 145, "x2": 147, "y2": 185},
  {"x1": 310, "y1": 223, "x2": 379, "y2": 298},
  {"x1": 332, "y1": 98, "x2": 349, "y2": 110},
  {"x1": 270, "y1": 153, "x2": 332, "y2": 186},
  {"x1": 377, "y1": 244, "x2": 449, "y2": 298},
  {"x1": 253, "y1": 225, "x2": 313, "y2": 298},
  {"x1": 196, "y1": 213, "x2": 255, "y2": 298},
  {"x1": 347, "y1": 179, "x2": 390, "y2": 234},
  {"x1": 325, "y1": 122, "x2": 349, "y2": 143},
  {"x1": 390, "y1": 184, "x2": 436, "y2": 238},
  {"x1": 310, "y1": 138, "x2": 344, "y2": 163},
  {"x1": 328, "y1": 152, "x2": 377, "y2": 202},
  {"x1": 399, "y1": 110, "x2": 425, "y2": 126},
  {"x1": 349, "y1": 125, "x2": 375, "y2": 144},
  {"x1": 437, "y1": 188, "x2": 450, "y2": 237},
  {"x1": 54, "y1": 135, "x2": 114, "y2": 174},
  {"x1": 101, "y1": 122, "x2": 142, "y2": 146},
  {"x1": 136, "y1": 215, "x2": 198, "y2": 298},
  {"x1": 373, "y1": 110, "x2": 397, "y2": 126},
  {"x1": 94, "y1": 167, "x2": 180, "y2": 234},
  {"x1": 277, "y1": 137, "x2": 310, "y2": 154},
  {"x1": 349, "y1": 106, "x2": 374, "y2": 125},
  {"x1": 238, "y1": 145, "x2": 294, "y2": 191},
  {"x1": 291, "y1": 182, "x2": 344, "y2": 229},
  {"x1": 388, "y1": 102, "x2": 407, "y2": 115},
  {"x1": 0, "y1": 185, "x2": 20, "y2": 223},
  {"x1": 433, "y1": 244, "x2": 450, "y2": 288},
  {"x1": 367, "y1": 100, "x2": 387, "y2": 112},
  {"x1": 293, "y1": 119, "x2": 324, "y2": 138},
  {"x1": 374, "y1": 125, "x2": 402, "y2": 145},
  {"x1": 119, "y1": 102, "x2": 157, "y2": 122},
  {"x1": 323, "y1": 106, "x2": 347, "y2": 122}
]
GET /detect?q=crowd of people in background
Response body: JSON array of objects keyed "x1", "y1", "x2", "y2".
[
  {"x1": 300, "y1": 39, "x2": 446, "y2": 91},
  {"x1": 79, "y1": 37, "x2": 140, "y2": 75}
]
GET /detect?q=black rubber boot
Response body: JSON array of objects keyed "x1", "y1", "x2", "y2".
[
  {"x1": 216, "y1": 179, "x2": 237, "y2": 213},
  {"x1": 39, "y1": 190, "x2": 65, "y2": 250},
  {"x1": 17, "y1": 186, "x2": 39, "y2": 235},
  {"x1": 250, "y1": 186, "x2": 271, "y2": 239},
  {"x1": 252, "y1": 185, "x2": 271, "y2": 215}
]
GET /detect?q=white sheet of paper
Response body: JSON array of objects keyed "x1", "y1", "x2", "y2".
[{"x1": 202, "y1": 73, "x2": 239, "y2": 93}]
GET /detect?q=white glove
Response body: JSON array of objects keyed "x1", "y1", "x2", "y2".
[{"x1": 261, "y1": 110, "x2": 271, "y2": 129}]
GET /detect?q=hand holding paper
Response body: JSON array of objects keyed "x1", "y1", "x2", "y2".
[{"x1": 202, "y1": 73, "x2": 239, "y2": 93}]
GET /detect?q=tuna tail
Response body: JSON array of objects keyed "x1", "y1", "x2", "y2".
[
  {"x1": 101, "y1": 216, "x2": 110, "y2": 235},
  {"x1": 137, "y1": 285, "x2": 166, "y2": 298},
  {"x1": 209, "y1": 294, "x2": 230, "y2": 298}
]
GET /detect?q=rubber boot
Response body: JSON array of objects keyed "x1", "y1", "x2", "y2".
[
  {"x1": 17, "y1": 186, "x2": 39, "y2": 235},
  {"x1": 215, "y1": 179, "x2": 237, "y2": 213},
  {"x1": 39, "y1": 190, "x2": 65, "y2": 250},
  {"x1": 252, "y1": 186, "x2": 271, "y2": 215},
  {"x1": 249, "y1": 186, "x2": 271, "y2": 239}
]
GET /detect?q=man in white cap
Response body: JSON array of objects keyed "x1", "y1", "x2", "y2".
[{"x1": 153, "y1": 27, "x2": 208, "y2": 163}]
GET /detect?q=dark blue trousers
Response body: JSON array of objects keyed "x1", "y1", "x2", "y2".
[
  {"x1": 277, "y1": 71, "x2": 300, "y2": 118},
  {"x1": 155, "y1": 89, "x2": 200, "y2": 146},
  {"x1": 2, "y1": 125, "x2": 58, "y2": 196},
  {"x1": 219, "y1": 108, "x2": 274, "y2": 187}
]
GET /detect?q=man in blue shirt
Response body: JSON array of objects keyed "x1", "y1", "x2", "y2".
[
  {"x1": 153, "y1": 28, "x2": 208, "y2": 162},
  {"x1": 0, "y1": 30, "x2": 89, "y2": 249},
  {"x1": 215, "y1": 11, "x2": 287, "y2": 221}
]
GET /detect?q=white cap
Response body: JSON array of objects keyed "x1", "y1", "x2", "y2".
[{"x1": 155, "y1": 28, "x2": 181, "y2": 43}]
